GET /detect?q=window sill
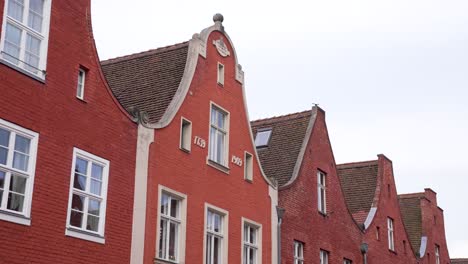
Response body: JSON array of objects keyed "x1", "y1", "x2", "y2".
[
  {"x1": 0, "y1": 210, "x2": 31, "y2": 226},
  {"x1": 244, "y1": 178, "x2": 253, "y2": 183},
  {"x1": 389, "y1": 249, "x2": 397, "y2": 255},
  {"x1": 179, "y1": 147, "x2": 191, "y2": 154},
  {"x1": 65, "y1": 227, "x2": 105, "y2": 244},
  {"x1": 318, "y1": 211, "x2": 327, "y2": 217},
  {"x1": 207, "y1": 159, "x2": 230, "y2": 174},
  {"x1": 154, "y1": 257, "x2": 179, "y2": 264},
  {"x1": 76, "y1": 96, "x2": 88, "y2": 103},
  {"x1": 0, "y1": 59, "x2": 45, "y2": 84}
]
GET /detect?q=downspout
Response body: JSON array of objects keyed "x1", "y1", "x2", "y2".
[{"x1": 276, "y1": 207, "x2": 285, "y2": 264}]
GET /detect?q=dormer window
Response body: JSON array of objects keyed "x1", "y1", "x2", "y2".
[
  {"x1": 254, "y1": 129, "x2": 271, "y2": 148},
  {"x1": 0, "y1": 0, "x2": 52, "y2": 79}
]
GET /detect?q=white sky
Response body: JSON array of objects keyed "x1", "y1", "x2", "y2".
[{"x1": 91, "y1": 0, "x2": 468, "y2": 257}]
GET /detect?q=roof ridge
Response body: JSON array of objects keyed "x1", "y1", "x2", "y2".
[
  {"x1": 101, "y1": 41, "x2": 189, "y2": 65},
  {"x1": 250, "y1": 109, "x2": 312, "y2": 125},
  {"x1": 398, "y1": 193, "x2": 425, "y2": 199},
  {"x1": 337, "y1": 160, "x2": 378, "y2": 169}
]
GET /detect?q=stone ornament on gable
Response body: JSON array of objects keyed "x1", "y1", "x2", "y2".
[{"x1": 213, "y1": 38, "x2": 230, "y2": 57}]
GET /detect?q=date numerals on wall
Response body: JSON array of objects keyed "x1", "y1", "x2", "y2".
[
  {"x1": 231, "y1": 155, "x2": 243, "y2": 167},
  {"x1": 193, "y1": 136, "x2": 206, "y2": 148}
]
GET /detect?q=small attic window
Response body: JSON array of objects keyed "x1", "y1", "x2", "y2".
[{"x1": 255, "y1": 129, "x2": 272, "y2": 148}]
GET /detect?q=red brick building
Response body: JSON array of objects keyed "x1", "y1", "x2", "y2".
[
  {"x1": 101, "y1": 14, "x2": 278, "y2": 264},
  {"x1": 0, "y1": 0, "x2": 138, "y2": 263}
]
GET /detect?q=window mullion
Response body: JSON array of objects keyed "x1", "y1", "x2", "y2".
[
  {"x1": 82, "y1": 195, "x2": 89, "y2": 229},
  {"x1": 165, "y1": 219, "x2": 170, "y2": 260},
  {"x1": 1, "y1": 171, "x2": 12, "y2": 209},
  {"x1": 6, "y1": 131, "x2": 14, "y2": 168}
]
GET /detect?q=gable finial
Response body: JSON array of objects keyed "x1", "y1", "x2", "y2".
[{"x1": 213, "y1": 13, "x2": 224, "y2": 24}]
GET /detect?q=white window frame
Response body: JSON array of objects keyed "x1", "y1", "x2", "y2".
[
  {"x1": 204, "y1": 203, "x2": 228, "y2": 264},
  {"x1": 156, "y1": 185, "x2": 187, "y2": 263},
  {"x1": 317, "y1": 170, "x2": 326, "y2": 214},
  {"x1": 344, "y1": 258, "x2": 352, "y2": 264},
  {"x1": 0, "y1": 0, "x2": 52, "y2": 79},
  {"x1": 242, "y1": 217, "x2": 262, "y2": 264},
  {"x1": 217, "y1": 62, "x2": 224, "y2": 86},
  {"x1": 320, "y1": 249, "x2": 329, "y2": 264},
  {"x1": 294, "y1": 240, "x2": 304, "y2": 264},
  {"x1": 76, "y1": 68, "x2": 86, "y2": 100},
  {"x1": 254, "y1": 129, "x2": 272, "y2": 148},
  {"x1": 435, "y1": 245, "x2": 440, "y2": 264},
  {"x1": 0, "y1": 118, "x2": 38, "y2": 226},
  {"x1": 208, "y1": 102, "x2": 229, "y2": 168},
  {"x1": 387, "y1": 217, "x2": 395, "y2": 251},
  {"x1": 244, "y1": 151, "x2": 253, "y2": 182},
  {"x1": 65, "y1": 148, "x2": 109, "y2": 244},
  {"x1": 180, "y1": 117, "x2": 192, "y2": 152}
]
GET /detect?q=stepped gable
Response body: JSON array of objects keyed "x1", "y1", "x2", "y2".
[
  {"x1": 398, "y1": 193, "x2": 424, "y2": 256},
  {"x1": 250, "y1": 110, "x2": 312, "y2": 186},
  {"x1": 337, "y1": 160, "x2": 379, "y2": 225},
  {"x1": 101, "y1": 42, "x2": 189, "y2": 123}
]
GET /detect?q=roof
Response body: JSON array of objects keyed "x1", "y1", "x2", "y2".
[
  {"x1": 101, "y1": 42, "x2": 189, "y2": 123},
  {"x1": 336, "y1": 160, "x2": 379, "y2": 225},
  {"x1": 452, "y1": 259, "x2": 468, "y2": 264},
  {"x1": 398, "y1": 193, "x2": 423, "y2": 256},
  {"x1": 250, "y1": 110, "x2": 312, "y2": 186}
]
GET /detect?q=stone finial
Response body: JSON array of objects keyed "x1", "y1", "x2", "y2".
[{"x1": 213, "y1": 13, "x2": 224, "y2": 23}]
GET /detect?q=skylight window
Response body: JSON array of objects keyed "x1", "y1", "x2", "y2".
[{"x1": 255, "y1": 129, "x2": 272, "y2": 147}]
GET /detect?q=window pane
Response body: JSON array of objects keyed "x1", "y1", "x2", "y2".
[
  {"x1": 75, "y1": 158, "x2": 87, "y2": 174},
  {"x1": 250, "y1": 227, "x2": 256, "y2": 244},
  {"x1": 86, "y1": 215, "x2": 99, "y2": 232},
  {"x1": 213, "y1": 236, "x2": 220, "y2": 264},
  {"x1": 211, "y1": 108, "x2": 217, "y2": 125},
  {"x1": 13, "y1": 152, "x2": 29, "y2": 171},
  {"x1": 28, "y1": 0, "x2": 44, "y2": 32},
  {"x1": 254, "y1": 130, "x2": 272, "y2": 147},
  {"x1": 4, "y1": 23, "x2": 22, "y2": 64},
  {"x1": 170, "y1": 198, "x2": 178, "y2": 218},
  {"x1": 0, "y1": 170, "x2": 5, "y2": 188},
  {"x1": 7, "y1": 0, "x2": 24, "y2": 21},
  {"x1": 209, "y1": 127, "x2": 216, "y2": 161},
  {"x1": 159, "y1": 219, "x2": 167, "y2": 258},
  {"x1": 71, "y1": 194, "x2": 85, "y2": 211},
  {"x1": 161, "y1": 194, "x2": 168, "y2": 215},
  {"x1": 206, "y1": 234, "x2": 212, "y2": 264},
  {"x1": 0, "y1": 128, "x2": 10, "y2": 147},
  {"x1": 70, "y1": 210, "x2": 83, "y2": 228},
  {"x1": 88, "y1": 199, "x2": 100, "y2": 216},
  {"x1": 0, "y1": 148, "x2": 7, "y2": 165},
  {"x1": 14, "y1": 135, "x2": 30, "y2": 154},
  {"x1": 29, "y1": 0, "x2": 43, "y2": 14},
  {"x1": 91, "y1": 163, "x2": 103, "y2": 180},
  {"x1": 7, "y1": 192, "x2": 24, "y2": 211},
  {"x1": 243, "y1": 246, "x2": 248, "y2": 264},
  {"x1": 214, "y1": 213, "x2": 221, "y2": 233},
  {"x1": 90, "y1": 179, "x2": 101, "y2": 196},
  {"x1": 169, "y1": 221, "x2": 178, "y2": 261},
  {"x1": 217, "y1": 111, "x2": 225, "y2": 129},
  {"x1": 249, "y1": 247, "x2": 256, "y2": 264},
  {"x1": 10, "y1": 174, "x2": 27, "y2": 194},
  {"x1": 73, "y1": 173, "x2": 86, "y2": 191}
]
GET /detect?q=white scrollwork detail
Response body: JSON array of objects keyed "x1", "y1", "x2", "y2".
[{"x1": 213, "y1": 38, "x2": 230, "y2": 57}]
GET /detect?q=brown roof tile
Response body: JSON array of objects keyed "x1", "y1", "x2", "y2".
[
  {"x1": 250, "y1": 110, "x2": 312, "y2": 186},
  {"x1": 101, "y1": 42, "x2": 189, "y2": 123},
  {"x1": 337, "y1": 160, "x2": 379, "y2": 225},
  {"x1": 398, "y1": 193, "x2": 424, "y2": 256},
  {"x1": 452, "y1": 259, "x2": 468, "y2": 264}
]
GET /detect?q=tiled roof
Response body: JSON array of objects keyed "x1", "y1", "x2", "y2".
[
  {"x1": 101, "y1": 42, "x2": 190, "y2": 123},
  {"x1": 452, "y1": 259, "x2": 468, "y2": 264},
  {"x1": 250, "y1": 110, "x2": 312, "y2": 186},
  {"x1": 337, "y1": 160, "x2": 379, "y2": 225},
  {"x1": 398, "y1": 193, "x2": 424, "y2": 256}
]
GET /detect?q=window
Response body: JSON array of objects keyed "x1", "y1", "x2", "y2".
[
  {"x1": 435, "y1": 245, "x2": 440, "y2": 264},
  {"x1": 66, "y1": 148, "x2": 109, "y2": 243},
  {"x1": 0, "y1": 0, "x2": 52, "y2": 78},
  {"x1": 205, "y1": 208, "x2": 226, "y2": 264},
  {"x1": 403, "y1": 240, "x2": 407, "y2": 253},
  {"x1": 180, "y1": 118, "x2": 192, "y2": 152},
  {"x1": 76, "y1": 68, "x2": 86, "y2": 99},
  {"x1": 157, "y1": 186, "x2": 187, "y2": 263},
  {"x1": 244, "y1": 152, "x2": 253, "y2": 181},
  {"x1": 387, "y1": 217, "x2": 395, "y2": 251},
  {"x1": 376, "y1": 226, "x2": 380, "y2": 241},
  {"x1": 254, "y1": 129, "x2": 271, "y2": 148},
  {"x1": 317, "y1": 170, "x2": 326, "y2": 214},
  {"x1": 217, "y1": 62, "x2": 224, "y2": 86},
  {"x1": 243, "y1": 220, "x2": 261, "y2": 264},
  {"x1": 344, "y1": 258, "x2": 352, "y2": 264},
  {"x1": 0, "y1": 118, "x2": 38, "y2": 225},
  {"x1": 294, "y1": 241, "x2": 304, "y2": 264},
  {"x1": 209, "y1": 104, "x2": 229, "y2": 167},
  {"x1": 320, "y1": 250, "x2": 329, "y2": 264}
]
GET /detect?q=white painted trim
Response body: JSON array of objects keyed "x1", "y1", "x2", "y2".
[
  {"x1": 244, "y1": 151, "x2": 253, "y2": 181},
  {"x1": 130, "y1": 125, "x2": 154, "y2": 264},
  {"x1": 76, "y1": 68, "x2": 86, "y2": 100},
  {"x1": 419, "y1": 236, "x2": 428, "y2": 257},
  {"x1": 364, "y1": 207, "x2": 377, "y2": 230},
  {"x1": 269, "y1": 186, "x2": 278, "y2": 264},
  {"x1": 155, "y1": 185, "x2": 187, "y2": 264},
  {"x1": 179, "y1": 117, "x2": 192, "y2": 152},
  {"x1": 217, "y1": 62, "x2": 224, "y2": 86},
  {"x1": 203, "y1": 203, "x2": 229, "y2": 264},
  {"x1": 65, "y1": 228, "x2": 105, "y2": 244},
  {"x1": 241, "y1": 217, "x2": 263, "y2": 264}
]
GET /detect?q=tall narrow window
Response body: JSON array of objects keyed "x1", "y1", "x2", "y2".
[
  {"x1": 0, "y1": 119, "x2": 38, "y2": 225},
  {"x1": 387, "y1": 217, "x2": 395, "y2": 251},
  {"x1": 217, "y1": 63, "x2": 224, "y2": 86},
  {"x1": 435, "y1": 245, "x2": 440, "y2": 264},
  {"x1": 317, "y1": 170, "x2": 326, "y2": 214},
  {"x1": 243, "y1": 222, "x2": 260, "y2": 264},
  {"x1": 0, "y1": 0, "x2": 52, "y2": 78},
  {"x1": 209, "y1": 104, "x2": 229, "y2": 167},
  {"x1": 158, "y1": 193, "x2": 181, "y2": 262},
  {"x1": 180, "y1": 118, "x2": 192, "y2": 152},
  {"x1": 320, "y1": 250, "x2": 329, "y2": 264},
  {"x1": 244, "y1": 152, "x2": 253, "y2": 181},
  {"x1": 66, "y1": 148, "x2": 109, "y2": 243},
  {"x1": 343, "y1": 258, "x2": 352, "y2": 264},
  {"x1": 294, "y1": 241, "x2": 304, "y2": 264},
  {"x1": 76, "y1": 68, "x2": 86, "y2": 99},
  {"x1": 206, "y1": 209, "x2": 225, "y2": 264}
]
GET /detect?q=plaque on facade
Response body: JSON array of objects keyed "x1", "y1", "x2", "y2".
[{"x1": 213, "y1": 38, "x2": 230, "y2": 57}]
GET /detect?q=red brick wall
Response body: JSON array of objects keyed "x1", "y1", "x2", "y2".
[
  {"x1": 0, "y1": 1, "x2": 138, "y2": 263},
  {"x1": 143, "y1": 30, "x2": 273, "y2": 263},
  {"x1": 279, "y1": 108, "x2": 363, "y2": 264}
]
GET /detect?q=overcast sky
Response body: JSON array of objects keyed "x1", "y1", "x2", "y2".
[{"x1": 91, "y1": 0, "x2": 468, "y2": 257}]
